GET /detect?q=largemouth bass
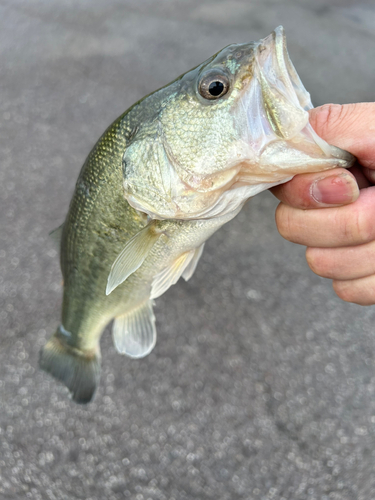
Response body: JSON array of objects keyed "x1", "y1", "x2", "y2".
[{"x1": 40, "y1": 27, "x2": 355, "y2": 403}]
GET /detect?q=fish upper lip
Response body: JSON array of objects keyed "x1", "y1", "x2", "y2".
[
  {"x1": 235, "y1": 26, "x2": 311, "y2": 155},
  {"x1": 254, "y1": 25, "x2": 312, "y2": 112}
]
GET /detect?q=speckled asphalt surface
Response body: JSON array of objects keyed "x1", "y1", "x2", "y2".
[{"x1": 1, "y1": 1, "x2": 375, "y2": 499}]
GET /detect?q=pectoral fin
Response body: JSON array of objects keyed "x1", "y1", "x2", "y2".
[
  {"x1": 106, "y1": 224, "x2": 161, "y2": 295},
  {"x1": 182, "y1": 244, "x2": 205, "y2": 281},
  {"x1": 150, "y1": 250, "x2": 196, "y2": 299},
  {"x1": 113, "y1": 300, "x2": 156, "y2": 358}
]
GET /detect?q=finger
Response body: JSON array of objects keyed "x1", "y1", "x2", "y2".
[
  {"x1": 363, "y1": 167, "x2": 375, "y2": 185},
  {"x1": 306, "y1": 240, "x2": 375, "y2": 280},
  {"x1": 309, "y1": 103, "x2": 375, "y2": 169},
  {"x1": 333, "y1": 275, "x2": 375, "y2": 306},
  {"x1": 270, "y1": 168, "x2": 359, "y2": 209},
  {"x1": 348, "y1": 165, "x2": 372, "y2": 189},
  {"x1": 276, "y1": 186, "x2": 375, "y2": 247}
]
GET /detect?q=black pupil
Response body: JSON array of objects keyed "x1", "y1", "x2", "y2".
[{"x1": 208, "y1": 81, "x2": 224, "y2": 96}]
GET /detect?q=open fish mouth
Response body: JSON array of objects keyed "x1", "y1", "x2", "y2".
[
  {"x1": 254, "y1": 25, "x2": 312, "y2": 142},
  {"x1": 231, "y1": 26, "x2": 355, "y2": 185},
  {"x1": 259, "y1": 26, "x2": 313, "y2": 114}
]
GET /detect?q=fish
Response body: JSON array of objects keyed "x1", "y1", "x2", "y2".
[{"x1": 40, "y1": 26, "x2": 355, "y2": 403}]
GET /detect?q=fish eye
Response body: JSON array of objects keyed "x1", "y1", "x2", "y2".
[{"x1": 198, "y1": 70, "x2": 230, "y2": 100}]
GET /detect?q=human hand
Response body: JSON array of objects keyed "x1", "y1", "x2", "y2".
[{"x1": 271, "y1": 103, "x2": 375, "y2": 305}]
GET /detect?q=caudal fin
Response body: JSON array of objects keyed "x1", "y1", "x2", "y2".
[{"x1": 39, "y1": 329, "x2": 101, "y2": 404}]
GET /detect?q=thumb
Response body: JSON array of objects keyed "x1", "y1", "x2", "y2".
[{"x1": 309, "y1": 103, "x2": 375, "y2": 169}]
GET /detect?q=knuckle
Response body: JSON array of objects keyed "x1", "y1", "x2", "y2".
[
  {"x1": 352, "y1": 209, "x2": 374, "y2": 244},
  {"x1": 280, "y1": 185, "x2": 295, "y2": 208},
  {"x1": 305, "y1": 248, "x2": 322, "y2": 274},
  {"x1": 332, "y1": 279, "x2": 375, "y2": 306},
  {"x1": 284, "y1": 174, "x2": 318, "y2": 209},
  {"x1": 337, "y1": 206, "x2": 374, "y2": 245},
  {"x1": 297, "y1": 182, "x2": 314, "y2": 209},
  {"x1": 306, "y1": 248, "x2": 333, "y2": 278},
  {"x1": 272, "y1": 180, "x2": 302, "y2": 208},
  {"x1": 332, "y1": 280, "x2": 354, "y2": 303},
  {"x1": 275, "y1": 203, "x2": 294, "y2": 241},
  {"x1": 311, "y1": 103, "x2": 346, "y2": 136},
  {"x1": 310, "y1": 103, "x2": 365, "y2": 145}
]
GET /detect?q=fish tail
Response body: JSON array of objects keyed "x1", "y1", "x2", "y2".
[{"x1": 39, "y1": 327, "x2": 101, "y2": 404}]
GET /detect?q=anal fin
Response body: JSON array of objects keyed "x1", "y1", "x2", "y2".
[{"x1": 113, "y1": 300, "x2": 156, "y2": 358}]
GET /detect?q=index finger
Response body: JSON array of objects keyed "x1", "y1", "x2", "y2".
[
  {"x1": 309, "y1": 103, "x2": 375, "y2": 170},
  {"x1": 275, "y1": 186, "x2": 375, "y2": 248}
]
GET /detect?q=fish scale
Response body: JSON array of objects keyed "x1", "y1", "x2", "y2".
[{"x1": 40, "y1": 27, "x2": 355, "y2": 403}]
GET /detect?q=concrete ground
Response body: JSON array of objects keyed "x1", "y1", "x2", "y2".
[{"x1": 1, "y1": 0, "x2": 375, "y2": 499}]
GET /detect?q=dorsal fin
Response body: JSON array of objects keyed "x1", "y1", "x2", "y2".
[
  {"x1": 106, "y1": 223, "x2": 162, "y2": 295},
  {"x1": 112, "y1": 300, "x2": 156, "y2": 358},
  {"x1": 49, "y1": 223, "x2": 64, "y2": 249}
]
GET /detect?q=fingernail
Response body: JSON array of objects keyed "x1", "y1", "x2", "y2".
[{"x1": 311, "y1": 173, "x2": 359, "y2": 205}]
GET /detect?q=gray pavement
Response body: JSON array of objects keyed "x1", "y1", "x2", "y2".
[{"x1": 1, "y1": 1, "x2": 375, "y2": 498}]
